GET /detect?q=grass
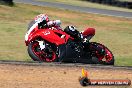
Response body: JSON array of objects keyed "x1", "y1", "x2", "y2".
[
  {"x1": 37, "y1": 0, "x2": 132, "y2": 12},
  {"x1": 0, "y1": 3, "x2": 132, "y2": 66}
]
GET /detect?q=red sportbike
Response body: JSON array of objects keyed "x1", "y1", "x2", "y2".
[{"x1": 25, "y1": 21, "x2": 114, "y2": 65}]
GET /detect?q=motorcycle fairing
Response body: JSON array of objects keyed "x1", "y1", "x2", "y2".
[{"x1": 27, "y1": 28, "x2": 72, "y2": 46}]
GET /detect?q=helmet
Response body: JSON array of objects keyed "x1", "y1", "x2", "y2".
[{"x1": 34, "y1": 14, "x2": 49, "y2": 23}]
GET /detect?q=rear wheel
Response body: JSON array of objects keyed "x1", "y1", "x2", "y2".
[
  {"x1": 28, "y1": 41, "x2": 57, "y2": 62},
  {"x1": 89, "y1": 42, "x2": 114, "y2": 65}
]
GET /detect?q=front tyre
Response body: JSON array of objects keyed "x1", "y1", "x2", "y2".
[
  {"x1": 90, "y1": 42, "x2": 114, "y2": 65},
  {"x1": 28, "y1": 41, "x2": 57, "y2": 62}
]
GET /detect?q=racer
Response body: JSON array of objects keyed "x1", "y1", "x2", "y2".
[
  {"x1": 34, "y1": 14, "x2": 62, "y2": 30},
  {"x1": 33, "y1": 14, "x2": 83, "y2": 41}
]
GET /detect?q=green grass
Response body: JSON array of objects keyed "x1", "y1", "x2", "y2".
[
  {"x1": 0, "y1": 3, "x2": 132, "y2": 66},
  {"x1": 37, "y1": 0, "x2": 132, "y2": 12}
]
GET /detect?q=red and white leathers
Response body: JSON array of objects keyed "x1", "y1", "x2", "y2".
[{"x1": 34, "y1": 14, "x2": 62, "y2": 30}]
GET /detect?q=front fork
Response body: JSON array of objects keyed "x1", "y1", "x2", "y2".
[{"x1": 38, "y1": 41, "x2": 45, "y2": 50}]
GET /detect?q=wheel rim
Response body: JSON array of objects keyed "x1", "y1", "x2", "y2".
[
  {"x1": 32, "y1": 42, "x2": 56, "y2": 62},
  {"x1": 95, "y1": 44, "x2": 113, "y2": 63},
  {"x1": 104, "y1": 48, "x2": 113, "y2": 62}
]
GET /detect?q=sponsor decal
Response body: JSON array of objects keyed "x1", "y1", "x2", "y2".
[{"x1": 44, "y1": 31, "x2": 50, "y2": 35}]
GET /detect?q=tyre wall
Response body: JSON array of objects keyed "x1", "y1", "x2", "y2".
[
  {"x1": 84, "y1": 0, "x2": 132, "y2": 9},
  {"x1": 0, "y1": 0, "x2": 14, "y2": 6}
]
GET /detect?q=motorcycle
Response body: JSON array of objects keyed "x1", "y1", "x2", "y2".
[{"x1": 25, "y1": 20, "x2": 114, "y2": 65}]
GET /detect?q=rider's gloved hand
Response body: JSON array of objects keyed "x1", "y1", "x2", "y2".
[
  {"x1": 47, "y1": 21, "x2": 54, "y2": 27},
  {"x1": 55, "y1": 20, "x2": 61, "y2": 26},
  {"x1": 47, "y1": 20, "x2": 61, "y2": 27}
]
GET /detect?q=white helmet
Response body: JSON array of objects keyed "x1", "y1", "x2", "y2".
[{"x1": 34, "y1": 14, "x2": 49, "y2": 23}]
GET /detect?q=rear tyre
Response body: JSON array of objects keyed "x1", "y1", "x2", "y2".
[{"x1": 28, "y1": 41, "x2": 57, "y2": 62}]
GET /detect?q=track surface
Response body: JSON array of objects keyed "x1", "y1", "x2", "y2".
[
  {"x1": 14, "y1": 0, "x2": 132, "y2": 18},
  {"x1": 0, "y1": 60, "x2": 132, "y2": 70}
]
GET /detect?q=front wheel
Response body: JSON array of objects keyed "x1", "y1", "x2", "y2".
[
  {"x1": 28, "y1": 41, "x2": 57, "y2": 62},
  {"x1": 89, "y1": 42, "x2": 114, "y2": 65}
]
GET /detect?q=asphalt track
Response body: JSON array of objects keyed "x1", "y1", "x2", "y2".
[
  {"x1": 14, "y1": 0, "x2": 132, "y2": 18},
  {"x1": 0, "y1": 60, "x2": 132, "y2": 70}
]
